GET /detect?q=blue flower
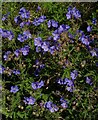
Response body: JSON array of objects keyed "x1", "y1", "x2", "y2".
[
  {"x1": 3, "y1": 51, "x2": 11, "y2": 61},
  {"x1": 66, "y1": 86, "x2": 75, "y2": 92},
  {"x1": 66, "y1": 6, "x2": 81, "y2": 20},
  {"x1": 2, "y1": 12, "x2": 10, "y2": 21},
  {"x1": 86, "y1": 77, "x2": 92, "y2": 85},
  {"x1": 35, "y1": 46, "x2": 41, "y2": 53},
  {"x1": 34, "y1": 37, "x2": 42, "y2": 47},
  {"x1": 70, "y1": 70, "x2": 78, "y2": 80},
  {"x1": 87, "y1": 26, "x2": 92, "y2": 32},
  {"x1": 49, "y1": 46, "x2": 56, "y2": 54},
  {"x1": 17, "y1": 31, "x2": 31, "y2": 42},
  {"x1": 47, "y1": 20, "x2": 58, "y2": 28},
  {"x1": 0, "y1": 28, "x2": 14, "y2": 40},
  {"x1": 65, "y1": 78, "x2": 74, "y2": 87},
  {"x1": 41, "y1": 42, "x2": 49, "y2": 52},
  {"x1": 32, "y1": 15, "x2": 46, "y2": 26},
  {"x1": 72, "y1": 7, "x2": 81, "y2": 19},
  {"x1": 57, "y1": 78, "x2": 66, "y2": 85},
  {"x1": 25, "y1": 20, "x2": 31, "y2": 26},
  {"x1": 23, "y1": 96, "x2": 36, "y2": 105},
  {"x1": 10, "y1": 85, "x2": 19, "y2": 93},
  {"x1": 23, "y1": 30, "x2": 32, "y2": 39},
  {"x1": 58, "y1": 78, "x2": 75, "y2": 92},
  {"x1": 60, "y1": 98, "x2": 68, "y2": 108},
  {"x1": 47, "y1": 20, "x2": 51, "y2": 28},
  {"x1": 14, "y1": 16, "x2": 22, "y2": 24},
  {"x1": 80, "y1": 35, "x2": 90, "y2": 46},
  {"x1": 57, "y1": 24, "x2": 70, "y2": 34},
  {"x1": 17, "y1": 34, "x2": 27, "y2": 42},
  {"x1": 14, "y1": 49, "x2": 21, "y2": 57},
  {"x1": 53, "y1": 34, "x2": 60, "y2": 41},
  {"x1": 7, "y1": 31, "x2": 14, "y2": 40},
  {"x1": 20, "y1": 45, "x2": 30, "y2": 56},
  {"x1": 34, "y1": 68, "x2": 40, "y2": 76},
  {"x1": 90, "y1": 49, "x2": 97, "y2": 57},
  {"x1": 66, "y1": 11, "x2": 72, "y2": 20},
  {"x1": 20, "y1": 21, "x2": 26, "y2": 28},
  {"x1": 0, "y1": 65, "x2": 5, "y2": 74},
  {"x1": 31, "y1": 80, "x2": 44, "y2": 90},
  {"x1": 13, "y1": 69, "x2": 20, "y2": 75},
  {"x1": 36, "y1": 6, "x2": 41, "y2": 12},
  {"x1": 19, "y1": 7, "x2": 30, "y2": 19},
  {"x1": 44, "y1": 101, "x2": 59, "y2": 112},
  {"x1": 92, "y1": 18, "x2": 97, "y2": 25}
]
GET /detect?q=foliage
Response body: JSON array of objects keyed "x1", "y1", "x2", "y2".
[{"x1": 1, "y1": 2, "x2": 98, "y2": 120}]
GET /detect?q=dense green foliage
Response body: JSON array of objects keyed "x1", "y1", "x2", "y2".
[{"x1": 1, "y1": 2, "x2": 98, "y2": 120}]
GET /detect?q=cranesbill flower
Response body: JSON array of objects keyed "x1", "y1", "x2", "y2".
[
  {"x1": 80, "y1": 35, "x2": 90, "y2": 46},
  {"x1": 68, "y1": 32, "x2": 75, "y2": 42},
  {"x1": 7, "y1": 31, "x2": 14, "y2": 40},
  {"x1": 70, "y1": 70, "x2": 78, "y2": 80},
  {"x1": 2, "y1": 12, "x2": 10, "y2": 21},
  {"x1": 10, "y1": 85, "x2": 19, "y2": 93},
  {"x1": 20, "y1": 21, "x2": 26, "y2": 28},
  {"x1": 72, "y1": 7, "x2": 81, "y2": 19},
  {"x1": 31, "y1": 80, "x2": 44, "y2": 90},
  {"x1": 19, "y1": 7, "x2": 30, "y2": 19},
  {"x1": 20, "y1": 45, "x2": 30, "y2": 56},
  {"x1": 25, "y1": 20, "x2": 31, "y2": 26},
  {"x1": 92, "y1": 18, "x2": 97, "y2": 25},
  {"x1": 23, "y1": 30, "x2": 32, "y2": 39},
  {"x1": 0, "y1": 29, "x2": 14, "y2": 40},
  {"x1": 17, "y1": 34, "x2": 27, "y2": 42},
  {"x1": 35, "y1": 46, "x2": 41, "y2": 53},
  {"x1": 66, "y1": 11, "x2": 72, "y2": 20},
  {"x1": 23, "y1": 96, "x2": 36, "y2": 105},
  {"x1": 86, "y1": 77, "x2": 92, "y2": 85},
  {"x1": 47, "y1": 20, "x2": 51, "y2": 28},
  {"x1": 13, "y1": 69, "x2": 20, "y2": 75},
  {"x1": 58, "y1": 78, "x2": 75, "y2": 92},
  {"x1": 14, "y1": 16, "x2": 22, "y2": 24},
  {"x1": 41, "y1": 42, "x2": 49, "y2": 52},
  {"x1": 44, "y1": 101, "x2": 59, "y2": 112},
  {"x1": 49, "y1": 46, "x2": 56, "y2": 54},
  {"x1": 35, "y1": 59, "x2": 45, "y2": 69},
  {"x1": 87, "y1": 26, "x2": 92, "y2": 32},
  {"x1": 47, "y1": 20, "x2": 58, "y2": 28},
  {"x1": 65, "y1": 78, "x2": 75, "y2": 92},
  {"x1": 18, "y1": 30, "x2": 31, "y2": 42},
  {"x1": 34, "y1": 68, "x2": 40, "y2": 76},
  {"x1": 34, "y1": 37, "x2": 42, "y2": 47},
  {"x1": 0, "y1": 65, "x2": 5, "y2": 74},
  {"x1": 39, "y1": 15, "x2": 46, "y2": 22},
  {"x1": 36, "y1": 6, "x2": 41, "y2": 12},
  {"x1": 65, "y1": 78, "x2": 74, "y2": 87},
  {"x1": 60, "y1": 98, "x2": 68, "y2": 108},
  {"x1": 53, "y1": 34, "x2": 60, "y2": 41},
  {"x1": 3, "y1": 51, "x2": 11, "y2": 61},
  {"x1": 34, "y1": 60, "x2": 45, "y2": 76},
  {"x1": 32, "y1": 15, "x2": 46, "y2": 26},
  {"x1": 90, "y1": 49, "x2": 97, "y2": 57},
  {"x1": 57, "y1": 78, "x2": 65, "y2": 85},
  {"x1": 57, "y1": 24, "x2": 70, "y2": 34},
  {"x1": 66, "y1": 86, "x2": 75, "y2": 92},
  {"x1": 47, "y1": 36, "x2": 53, "y2": 40},
  {"x1": 14, "y1": 49, "x2": 21, "y2": 57},
  {"x1": 66, "y1": 6, "x2": 81, "y2": 19},
  {"x1": 0, "y1": 29, "x2": 8, "y2": 38}
]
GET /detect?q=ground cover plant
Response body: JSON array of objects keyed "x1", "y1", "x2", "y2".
[{"x1": 0, "y1": 2, "x2": 98, "y2": 120}]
